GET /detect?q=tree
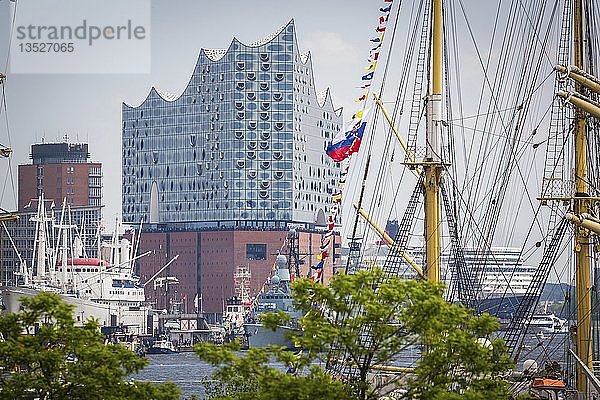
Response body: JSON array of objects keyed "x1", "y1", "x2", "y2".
[
  {"x1": 290, "y1": 268, "x2": 423, "y2": 399},
  {"x1": 291, "y1": 269, "x2": 513, "y2": 400},
  {"x1": 400, "y1": 280, "x2": 513, "y2": 399},
  {"x1": 0, "y1": 292, "x2": 180, "y2": 400},
  {"x1": 197, "y1": 269, "x2": 513, "y2": 400},
  {"x1": 196, "y1": 341, "x2": 352, "y2": 400}
]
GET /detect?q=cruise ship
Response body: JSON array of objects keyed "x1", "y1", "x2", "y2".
[
  {"x1": 463, "y1": 247, "x2": 535, "y2": 319},
  {"x1": 352, "y1": 245, "x2": 535, "y2": 318}
]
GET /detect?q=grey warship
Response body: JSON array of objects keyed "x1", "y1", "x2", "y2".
[{"x1": 243, "y1": 253, "x2": 302, "y2": 349}]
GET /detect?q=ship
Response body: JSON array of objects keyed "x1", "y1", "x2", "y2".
[
  {"x1": 325, "y1": 0, "x2": 599, "y2": 397},
  {"x1": 146, "y1": 336, "x2": 179, "y2": 354},
  {"x1": 465, "y1": 247, "x2": 536, "y2": 319},
  {"x1": 528, "y1": 314, "x2": 568, "y2": 335},
  {"x1": 223, "y1": 266, "x2": 253, "y2": 344},
  {"x1": 360, "y1": 244, "x2": 535, "y2": 319},
  {"x1": 243, "y1": 253, "x2": 301, "y2": 350},
  {"x1": 0, "y1": 196, "x2": 156, "y2": 334}
]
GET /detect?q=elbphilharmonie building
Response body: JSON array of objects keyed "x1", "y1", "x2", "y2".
[
  {"x1": 121, "y1": 21, "x2": 343, "y2": 315},
  {"x1": 122, "y1": 20, "x2": 342, "y2": 229}
]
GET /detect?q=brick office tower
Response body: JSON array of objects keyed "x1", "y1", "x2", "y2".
[
  {"x1": 122, "y1": 20, "x2": 342, "y2": 319},
  {"x1": 18, "y1": 141, "x2": 102, "y2": 210},
  {"x1": 3, "y1": 140, "x2": 102, "y2": 284}
]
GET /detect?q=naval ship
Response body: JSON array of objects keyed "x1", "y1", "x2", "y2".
[{"x1": 243, "y1": 253, "x2": 302, "y2": 349}]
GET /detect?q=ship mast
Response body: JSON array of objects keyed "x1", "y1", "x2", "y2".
[
  {"x1": 572, "y1": 0, "x2": 592, "y2": 393},
  {"x1": 423, "y1": 0, "x2": 444, "y2": 282}
]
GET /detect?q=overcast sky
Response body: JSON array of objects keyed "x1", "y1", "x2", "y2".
[
  {"x1": 0, "y1": 0, "x2": 538, "y2": 246},
  {"x1": 0, "y1": 0, "x2": 391, "y2": 223}
]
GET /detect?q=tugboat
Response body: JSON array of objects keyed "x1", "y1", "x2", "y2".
[
  {"x1": 223, "y1": 266, "x2": 253, "y2": 345},
  {"x1": 223, "y1": 296, "x2": 250, "y2": 345}
]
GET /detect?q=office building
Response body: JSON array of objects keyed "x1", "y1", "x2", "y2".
[{"x1": 18, "y1": 140, "x2": 102, "y2": 211}]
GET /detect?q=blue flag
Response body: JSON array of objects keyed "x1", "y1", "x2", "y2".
[{"x1": 362, "y1": 71, "x2": 374, "y2": 81}]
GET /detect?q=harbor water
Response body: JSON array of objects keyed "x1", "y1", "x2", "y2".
[
  {"x1": 132, "y1": 352, "x2": 215, "y2": 399},
  {"x1": 134, "y1": 333, "x2": 569, "y2": 399}
]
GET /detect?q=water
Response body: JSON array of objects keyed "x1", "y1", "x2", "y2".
[
  {"x1": 133, "y1": 351, "x2": 287, "y2": 399},
  {"x1": 517, "y1": 332, "x2": 570, "y2": 369},
  {"x1": 133, "y1": 352, "x2": 215, "y2": 399},
  {"x1": 134, "y1": 333, "x2": 570, "y2": 399}
]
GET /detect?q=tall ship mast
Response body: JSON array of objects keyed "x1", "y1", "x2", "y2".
[
  {"x1": 569, "y1": 0, "x2": 592, "y2": 393},
  {"x1": 327, "y1": 0, "x2": 600, "y2": 396},
  {"x1": 554, "y1": 0, "x2": 596, "y2": 394},
  {"x1": 422, "y1": 0, "x2": 444, "y2": 284}
]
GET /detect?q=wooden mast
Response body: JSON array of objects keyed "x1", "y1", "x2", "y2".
[
  {"x1": 572, "y1": 0, "x2": 593, "y2": 394},
  {"x1": 424, "y1": 0, "x2": 443, "y2": 283}
]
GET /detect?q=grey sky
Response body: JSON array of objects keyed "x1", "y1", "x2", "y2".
[
  {"x1": 0, "y1": 0, "x2": 555, "y2": 271},
  {"x1": 0, "y1": 0, "x2": 381, "y2": 223}
]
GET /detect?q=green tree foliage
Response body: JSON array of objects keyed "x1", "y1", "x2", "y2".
[
  {"x1": 196, "y1": 341, "x2": 352, "y2": 400},
  {"x1": 401, "y1": 280, "x2": 513, "y2": 399},
  {"x1": 291, "y1": 268, "x2": 425, "y2": 399},
  {"x1": 0, "y1": 292, "x2": 180, "y2": 400},
  {"x1": 291, "y1": 269, "x2": 513, "y2": 400},
  {"x1": 198, "y1": 269, "x2": 513, "y2": 400}
]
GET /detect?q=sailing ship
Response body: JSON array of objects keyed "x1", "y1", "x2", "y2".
[
  {"x1": 326, "y1": 0, "x2": 599, "y2": 397},
  {"x1": 0, "y1": 196, "x2": 152, "y2": 334}
]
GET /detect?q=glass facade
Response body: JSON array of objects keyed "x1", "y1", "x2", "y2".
[{"x1": 122, "y1": 21, "x2": 342, "y2": 227}]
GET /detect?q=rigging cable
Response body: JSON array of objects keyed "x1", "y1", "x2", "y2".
[{"x1": 344, "y1": 0, "x2": 405, "y2": 256}]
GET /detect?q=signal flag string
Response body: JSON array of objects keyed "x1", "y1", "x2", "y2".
[{"x1": 313, "y1": 0, "x2": 394, "y2": 280}]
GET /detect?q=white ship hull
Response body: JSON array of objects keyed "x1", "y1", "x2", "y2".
[
  {"x1": 1, "y1": 285, "x2": 149, "y2": 334},
  {"x1": 527, "y1": 314, "x2": 568, "y2": 334}
]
